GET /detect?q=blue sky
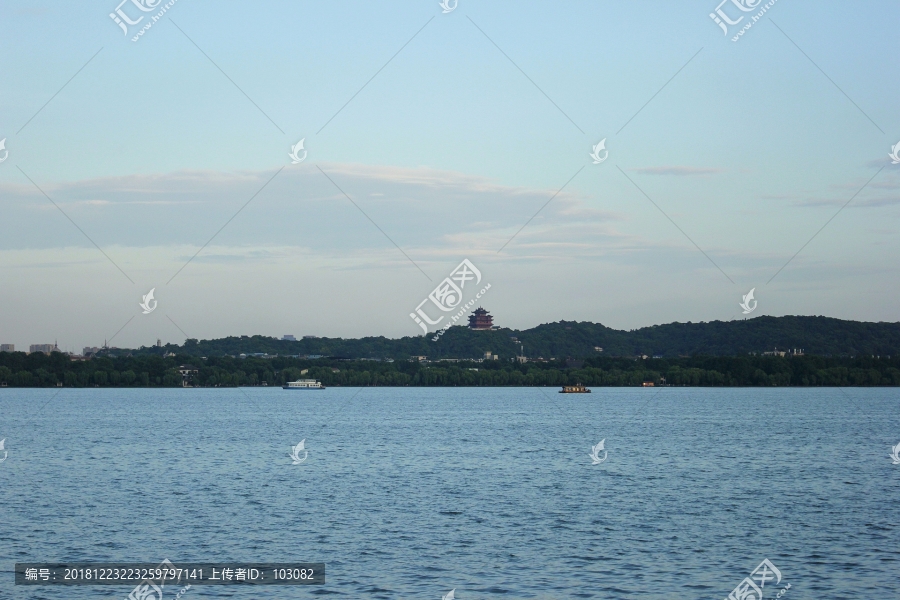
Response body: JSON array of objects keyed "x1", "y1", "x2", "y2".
[{"x1": 0, "y1": 0, "x2": 898, "y2": 351}]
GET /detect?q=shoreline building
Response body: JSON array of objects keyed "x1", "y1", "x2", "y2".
[
  {"x1": 178, "y1": 365, "x2": 199, "y2": 387},
  {"x1": 29, "y1": 343, "x2": 58, "y2": 355},
  {"x1": 468, "y1": 307, "x2": 494, "y2": 330}
]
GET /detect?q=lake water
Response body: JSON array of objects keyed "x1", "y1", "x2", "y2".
[{"x1": 1, "y1": 387, "x2": 898, "y2": 599}]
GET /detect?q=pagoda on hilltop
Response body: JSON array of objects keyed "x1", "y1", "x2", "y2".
[{"x1": 468, "y1": 307, "x2": 494, "y2": 330}]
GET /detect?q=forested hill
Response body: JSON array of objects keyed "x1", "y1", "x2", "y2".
[{"x1": 137, "y1": 315, "x2": 900, "y2": 359}]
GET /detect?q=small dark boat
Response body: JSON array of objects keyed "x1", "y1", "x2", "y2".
[{"x1": 560, "y1": 383, "x2": 591, "y2": 393}]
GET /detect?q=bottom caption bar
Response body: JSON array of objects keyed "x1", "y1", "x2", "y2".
[{"x1": 15, "y1": 562, "x2": 324, "y2": 585}]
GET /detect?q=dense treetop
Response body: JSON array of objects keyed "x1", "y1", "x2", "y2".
[
  {"x1": 0, "y1": 352, "x2": 897, "y2": 388},
  {"x1": 130, "y1": 315, "x2": 900, "y2": 360}
]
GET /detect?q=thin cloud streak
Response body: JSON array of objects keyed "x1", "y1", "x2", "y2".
[{"x1": 630, "y1": 166, "x2": 724, "y2": 176}]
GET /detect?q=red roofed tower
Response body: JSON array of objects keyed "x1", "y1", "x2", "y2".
[{"x1": 468, "y1": 307, "x2": 494, "y2": 330}]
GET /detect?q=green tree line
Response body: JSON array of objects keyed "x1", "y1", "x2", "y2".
[
  {"x1": 1, "y1": 352, "x2": 898, "y2": 387},
  {"x1": 122, "y1": 315, "x2": 900, "y2": 361}
]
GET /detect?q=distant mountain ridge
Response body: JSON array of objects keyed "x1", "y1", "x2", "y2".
[{"x1": 144, "y1": 315, "x2": 900, "y2": 359}]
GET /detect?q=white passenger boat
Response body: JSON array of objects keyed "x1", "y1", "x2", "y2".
[{"x1": 282, "y1": 379, "x2": 325, "y2": 390}]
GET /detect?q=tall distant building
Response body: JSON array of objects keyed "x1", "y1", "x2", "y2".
[
  {"x1": 468, "y1": 307, "x2": 494, "y2": 330},
  {"x1": 282, "y1": 335, "x2": 296, "y2": 341},
  {"x1": 0, "y1": 344, "x2": 14, "y2": 352},
  {"x1": 30, "y1": 343, "x2": 58, "y2": 355}
]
